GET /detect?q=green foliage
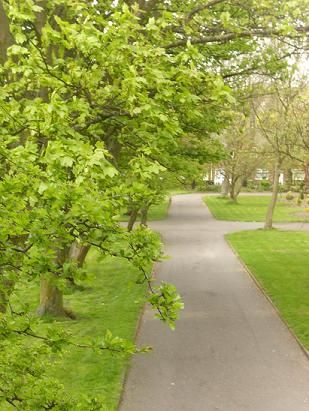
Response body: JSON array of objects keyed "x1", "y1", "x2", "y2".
[
  {"x1": 286, "y1": 191, "x2": 295, "y2": 200},
  {"x1": 149, "y1": 283, "x2": 184, "y2": 330},
  {"x1": 0, "y1": 0, "x2": 308, "y2": 407},
  {"x1": 0, "y1": 252, "x2": 150, "y2": 410},
  {"x1": 120, "y1": 197, "x2": 170, "y2": 222},
  {"x1": 259, "y1": 180, "x2": 271, "y2": 191}
]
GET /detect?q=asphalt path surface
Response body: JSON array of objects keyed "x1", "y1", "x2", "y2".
[{"x1": 119, "y1": 193, "x2": 309, "y2": 411}]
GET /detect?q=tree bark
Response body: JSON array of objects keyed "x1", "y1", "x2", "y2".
[
  {"x1": 229, "y1": 175, "x2": 244, "y2": 202},
  {"x1": 0, "y1": 2, "x2": 13, "y2": 64},
  {"x1": 127, "y1": 209, "x2": 138, "y2": 231},
  {"x1": 229, "y1": 181, "x2": 236, "y2": 201},
  {"x1": 221, "y1": 174, "x2": 229, "y2": 197},
  {"x1": 0, "y1": 278, "x2": 14, "y2": 313},
  {"x1": 37, "y1": 246, "x2": 73, "y2": 318},
  {"x1": 67, "y1": 243, "x2": 91, "y2": 286},
  {"x1": 285, "y1": 168, "x2": 293, "y2": 190},
  {"x1": 140, "y1": 205, "x2": 150, "y2": 226},
  {"x1": 69, "y1": 243, "x2": 91, "y2": 267},
  {"x1": 304, "y1": 161, "x2": 309, "y2": 192},
  {"x1": 264, "y1": 160, "x2": 281, "y2": 230},
  {"x1": 37, "y1": 278, "x2": 66, "y2": 317}
]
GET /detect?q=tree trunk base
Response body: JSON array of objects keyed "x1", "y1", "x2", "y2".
[
  {"x1": 37, "y1": 278, "x2": 75, "y2": 319},
  {"x1": 37, "y1": 305, "x2": 76, "y2": 319}
]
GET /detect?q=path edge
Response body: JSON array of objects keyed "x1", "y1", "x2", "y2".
[
  {"x1": 225, "y1": 235, "x2": 309, "y2": 361},
  {"x1": 117, "y1": 196, "x2": 173, "y2": 410}
]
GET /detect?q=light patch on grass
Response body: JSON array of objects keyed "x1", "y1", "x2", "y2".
[{"x1": 227, "y1": 230, "x2": 309, "y2": 349}]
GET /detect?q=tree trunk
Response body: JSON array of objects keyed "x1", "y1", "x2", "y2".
[
  {"x1": 37, "y1": 246, "x2": 74, "y2": 318},
  {"x1": 0, "y1": 2, "x2": 14, "y2": 64},
  {"x1": 67, "y1": 243, "x2": 91, "y2": 286},
  {"x1": 140, "y1": 205, "x2": 150, "y2": 227},
  {"x1": 191, "y1": 180, "x2": 196, "y2": 190},
  {"x1": 127, "y1": 209, "x2": 138, "y2": 231},
  {"x1": 304, "y1": 162, "x2": 309, "y2": 192},
  {"x1": 37, "y1": 278, "x2": 66, "y2": 317},
  {"x1": 221, "y1": 174, "x2": 229, "y2": 197},
  {"x1": 264, "y1": 160, "x2": 281, "y2": 230},
  {"x1": 69, "y1": 243, "x2": 91, "y2": 267},
  {"x1": 229, "y1": 178, "x2": 239, "y2": 202},
  {"x1": 229, "y1": 182, "x2": 236, "y2": 201},
  {"x1": 286, "y1": 168, "x2": 293, "y2": 190},
  {"x1": 229, "y1": 175, "x2": 244, "y2": 202},
  {"x1": 0, "y1": 278, "x2": 14, "y2": 313}
]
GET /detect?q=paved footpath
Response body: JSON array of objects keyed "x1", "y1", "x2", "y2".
[{"x1": 119, "y1": 194, "x2": 309, "y2": 411}]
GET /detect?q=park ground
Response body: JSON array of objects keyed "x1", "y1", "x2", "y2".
[
  {"x1": 204, "y1": 194, "x2": 309, "y2": 222},
  {"x1": 11, "y1": 192, "x2": 309, "y2": 410},
  {"x1": 120, "y1": 193, "x2": 309, "y2": 411},
  {"x1": 206, "y1": 193, "x2": 309, "y2": 349}
]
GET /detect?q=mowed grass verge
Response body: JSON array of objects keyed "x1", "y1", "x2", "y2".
[
  {"x1": 12, "y1": 251, "x2": 148, "y2": 410},
  {"x1": 204, "y1": 195, "x2": 309, "y2": 222},
  {"x1": 120, "y1": 188, "x2": 192, "y2": 223},
  {"x1": 227, "y1": 230, "x2": 309, "y2": 349},
  {"x1": 120, "y1": 197, "x2": 170, "y2": 222}
]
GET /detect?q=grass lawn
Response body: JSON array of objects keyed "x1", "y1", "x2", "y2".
[
  {"x1": 10, "y1": 251, "x2": 148, "y2": 410},
  {"x1": 120, "y1": 188, "x2": 195, "y2": 223},
  {"x1": 120, "y1": 188, "x2": 193, "y2": 223},
  {"x1": 120, "y1": 197, "x2": 170, "y2": 222},
  {"x1": 227, "y1": 230, "x2": 309, "y2": 349},
  {"x1": 204, "y1": 195, "x2": 309, "y2": 222}
]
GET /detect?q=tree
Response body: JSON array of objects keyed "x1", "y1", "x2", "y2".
[
  {"x1": 253, "y1": 80, "x2": 308, "y2": 229},
  {"x1": 1, "y1": 0, "x2": 308, "y2": 407},
  {"x1": 218, "y1": 110, "x2": 262, "y2": 201}
]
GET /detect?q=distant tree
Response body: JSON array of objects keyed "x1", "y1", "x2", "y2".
[
  {"x1": 253, "y1": 80, "x2": 308, "y2": 229},
  {"x1": 219, "y1": 110, "x2": 263, "y2": 201}
]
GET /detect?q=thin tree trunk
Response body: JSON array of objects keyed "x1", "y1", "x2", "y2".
[
  {"x1": 0, "y1": 278, "x2": 14, "y2": 313},
  {"x1": 264, "y1": 160, "x2": 281, "y2": 230},
  {"x1": 304, "y1": 162, "x2": 309, "y2": 192},
  {"x1": 221, "y1": 174, "x2": 229, "y2": 197},
  {"x1": 230, "y1": 177, "x2": 243, "y2": 202},
  {"x1": 0, "y1": 2, "x2": 14, "y2": 64},
  {"x1": 286, "y1": 168, "x2": 293, "y2": 190},
  {"x1": 69, "y1": 243, "x2": 91, "y2": 267},
  {"x1": 140, "y1": 205, "x2": 150, "y2": 226},
  {"x1": 67, "y1": 243, "x2": 91, "y2": 286},
  {"x1": 229, "y1": 178, "x2": 240, "y2": 202},
  {"x1": 127, "y1": 209, "x2": 138, "y2": 231}
]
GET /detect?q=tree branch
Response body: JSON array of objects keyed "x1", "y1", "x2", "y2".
[
  {"x1": 166, "y1": 26, "x2": 309, "y2": 49},
  {"x1": 184, "y1": 0, "x2": 227, "y2": 24}
]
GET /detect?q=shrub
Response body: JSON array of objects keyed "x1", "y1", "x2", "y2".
[
  {"x1": 246, "y1": 180, "x2": 258, "y2": 191},
  {"x1": 297, "y1": 197, "x2": 302, "y2": 206},
  {"x1": 259, "y1": 180, "x2": 271, "y2": 191},
  {"x1": 205, "y1": 183, "x2": 221, "y2": 192},
  {"x1": 286, "y1": 191, "x2": 294, "y2": 200}
]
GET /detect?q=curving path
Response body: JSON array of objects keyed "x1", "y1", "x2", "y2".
[{"x1": 119, "y1": 193, "x2": 309, "y2": 411}]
